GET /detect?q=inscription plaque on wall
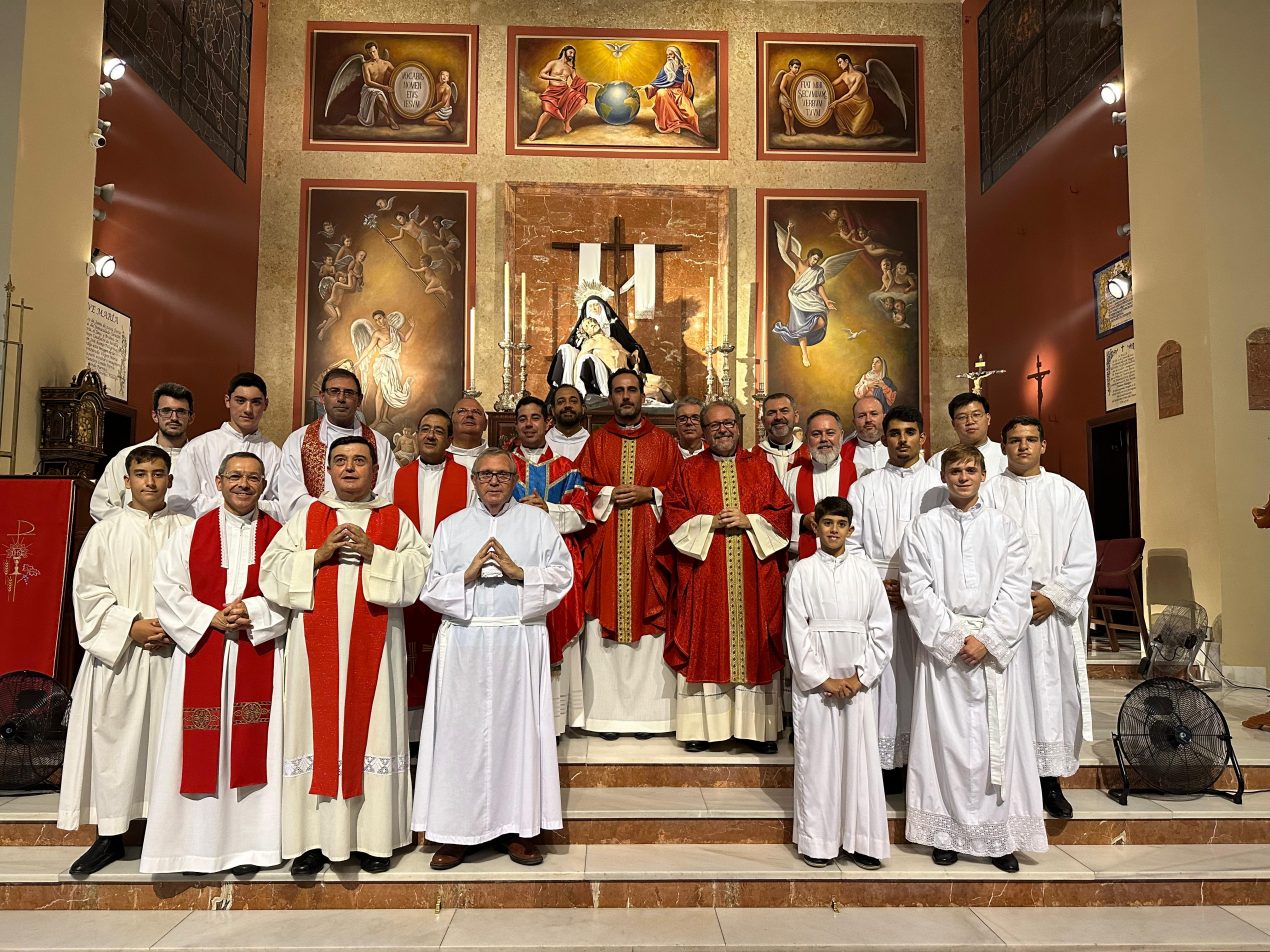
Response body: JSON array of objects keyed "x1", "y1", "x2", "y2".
[
  {"x1": 85, "y1": 299, "x2": 131, "y2": 402},
  {"x1": 1156, "y1": 339, "x2": 1183, "y2": 419},
  {"x1": 1248, "y1": 328, "x2": 1270, "y2": 410},
  {"x1": 1104, "y1": 338, "x2": 1136, "y2": 412}
]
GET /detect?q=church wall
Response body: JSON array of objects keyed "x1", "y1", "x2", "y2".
[
  {"x1": 87, "y1": 1, "x2": 270, "y2": 440},
  {"x1": 253, "y1": 0, "x2": 969, "y2": 450},
  {"x1": 960, "y1": 0, "x2": 1130, "y2": 492}
]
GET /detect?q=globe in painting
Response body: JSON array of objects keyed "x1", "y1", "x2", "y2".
[{"x1": 595, "y1": 81, "x2": 641, "y2": 125}]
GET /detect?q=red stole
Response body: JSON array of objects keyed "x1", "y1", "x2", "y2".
[
  {"x1": 301, "y1": 419, "x2": 377, "y2": 498},
  {"x1": 304, "y1": 502, "x2": 401, "y2": 799},
  {"x1": 182, "y1": 509, "x2": 282, "y2": 796},
  {"x1": 793, "y1": 443, "x2": 858, "y2": 558}
]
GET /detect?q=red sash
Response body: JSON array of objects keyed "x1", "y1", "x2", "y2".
[
  {"x1": 301, "y1": 420, "x2": 378, "y2": 498},
  {"x1": 304, "y1": 502, "x2": 401, "y2": 799},
  {"x1": 182, "y1": 509, "x2": 282, "y2": 796},
  {"x1": 793, "y1": 443, "x2": 858, "y2": 558}
]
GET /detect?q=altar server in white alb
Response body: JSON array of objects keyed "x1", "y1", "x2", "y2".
[
  {"x1": 845, "y1": 406, "x2": 943, "y2": 788},
  {"x1": 786, "y1": 496, "x2": 893, "y2": 870},
  {"x1": 261, "y1": 435, "x2": 429, "y2": 876},
  {"x1": 414, "y1": 448, "x2": 572, "y2": 870},
  {"x1": 927, "y1": 392, "x2": 1007, "y2": 479},
  {"x1": 59, "y1": 446, "x2": 192, "y2": 876},
  {"x1": 90, "y1": 383, "x2": 194, "y2": 521},
  {"x1": 900, "y1": 444, "x2": 1043, "y2": 873},
  {"x1": 142, "y1": 451, "x2": 288, "y2": 875},
  {"x1": 982, "y1": 416, "x2": 1097, "y2": 819}
]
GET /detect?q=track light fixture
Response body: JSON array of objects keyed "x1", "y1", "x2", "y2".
[
  {"x1": 102, "y1": 56, "x2": 126, "y2": 81},
  {"x1": 99, "y1": 82, "x2": 113, "y2": 98},
  {"x1": 97, "y1": 119, "x2": 111, "y2": 134},
  {"x1": 1116, "y1": 223, "x2": 1131, "y2": 238},
  {"x1": 88, "y1": 249, "x2": 116, "y2": 278},
  {"x1": 1108, "y1": 273, "x2": 1131, "y2": 299},
  {"x1": 92, "y1": 208, "x2": 108, "y2": 222},
  {"x1": 1112, "y1": 143, "x2": 1129, "y2": 158},
  {"x1": 1111, "y1": 111, "x2": 1126, "y2": 125},
  {"x1": 94, "y1": 183, "x2": 116, "y2": 203},
  {"x1": 1101, "y1": 81, "x2": 1124, "y2": 105}
]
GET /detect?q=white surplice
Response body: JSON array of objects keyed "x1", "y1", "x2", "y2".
[
  {"x1": 446, "y1": 442, "x2": 488, "y2": 471},
  {"x1": 170, "y1": 423, "x2": 284, "y2": 519},
  {"x1": 275, "y1": 418, "x2": 399, "y2": 520},
  {"x1": 412, "y1": 498, "x2": 572, "y2": 843},
  {"x1": 260, "y1": 493, "x2": 429, "y2": 861},
  {"x1": 848, "y1": 437, "x2": 889, "y2": 479},
  {"x1": 90, "y1": 436, "x2": 185, "y2": 522},
  {"x1": 754, "y1": 438, "x2": 803, "y2": 483},
  {"x1": 786, "y1": 548, "x2": 893, "y2": 861},
  {"x1": 678, "y1": 443, "x2": 706, "y2": 459},
  {"x1": 141, "y1": 507, "x2": 288, "y2": 873},
  {"x1": 845, "y1": 461, "x2": 945, "y2": 769},
  {"x1": 780, "y1": 456, "x2": 853, "y2": 555},
  {"x1": 982, "y1": 469, "x2": 1097, "y2": 777},
  {"x1": 899, "y1": 501, "x2": 1046, "y2": 857},
  {"x1": 57, "y1": 504, "x2": 193, "y2": 835},
  {"x1": 545, "y1": 426, "x2": 589, "y2": 462},
  {"x1": 928, "y1": 440, "x2": 1007, "y2": 480}
]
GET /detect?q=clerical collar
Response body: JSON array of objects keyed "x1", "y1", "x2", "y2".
[
  {"x1": 616, "y1": 417, "x2": 644, "y2": 432},
  {"x1": 520, "y1": 444, "x2": 547, "y2": 463},
  {"x1": 766, "y1": 439, "x2": 794, "y2": 452},
  {"x1": 418, "y1": 457, "x2": 448, "y2": 470},
  {"x1": 711, "y1": 452, "x2": 736, "y2": 462},
  {"x1": 220, "y1": 505, "x2": 258, "y2": 526},
  {"x1": 322, "y1": 491, "x2": 380, "y2": 509}
]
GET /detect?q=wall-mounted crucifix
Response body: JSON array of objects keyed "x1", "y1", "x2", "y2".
[
  {"x1": 1027, "y1": 354, "x2": 1051, "y2": 419},
  {"x1": 551, "y1": 215, "x2": 684, "y2": 323}
]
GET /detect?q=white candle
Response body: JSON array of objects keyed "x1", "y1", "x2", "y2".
[
  {"x1": 466, "y1": 306, "x2": 475, "y2": 389},
  {"x1": 721, "y1": 263, "x2": 728, "y2": 341},
  {"x1": 758, "y1": 307, "x2": 767, "y2": 391},
  {"x1": 503, "y1": 261, "x2": 511, "y2": 343},
  {"x1": 707, "y1": 276, "x2": 714, "y2": 355},
  {"x1": 520, "y1": 272, "x2": 527, "y2": 344}
]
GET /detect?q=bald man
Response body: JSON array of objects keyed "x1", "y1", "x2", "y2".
[
  {"x1": 447, "y1": 398, "x2": 489, "y2": 470},
  {"x1": 846, "y1": 396, "x2": 889, "y2": 478}
]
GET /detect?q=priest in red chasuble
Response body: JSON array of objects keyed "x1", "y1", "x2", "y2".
[
  {"x1": 663, "y1": 400, "x2": 792, "y2": 753},
  {"x1": 781, "y1": 409, "x2": 860, "y2": 559},
  {"x1": 509, "y1": 396, "x2": 594, "y2": 736},
  {"x1": 261, "y1": 435, "x2": 429, "y2": 876},
  {"x1": 392, "y1": 408, "x2": 474, "y2": 708},
  {"x1": 575, "y1": 369, "x2": 681, "y2": 739}
]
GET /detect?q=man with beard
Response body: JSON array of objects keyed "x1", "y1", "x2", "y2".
[
  {"x1": 754, "y1": 392, "x2": 803, "y2": 482},
  {"x1": 527, "y1": 45, "x2": 599, "y2": 141},
  {"x1": 928, "y1": 393, "x2": 1007, "y2": 479},
  {"x1": 393, "y1": 409, "x2": 476, "y2": 708},
  {"x1": 673, "y1": 397, "x2": 706, "y2": 458},
  {"x1": 509, "y1": 397, "x2": 594, "y2": 736},
  {"x1": 576, "y1": 370, "x2": 682, "y2": 738},
  {"x1": 781, "y1": 409, "x2": 860, "y2": 560},
  {"x1": 447, "y1": 397, "x2": 489, "y2": 470},
  {"x1": 846, "y1": 406, "x2": 944, "y2": 789},
  {"x1": 663, "y1": 400, "x2": 791, "y2": 753},
  {"x1": 845, "y1": 396, "x2": 889, "y2": 477},
  {"x1": 275, "y1": 369, "x2": 397, "y2": 519},
  {"x1": 545, "y1": 385, "x2": 590, "y2": 461},
  {"x1": 91, "y1": 383, "x2": 195, "y2": 521}
]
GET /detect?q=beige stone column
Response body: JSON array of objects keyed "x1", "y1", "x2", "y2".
[{"x1": 1123, "y1": 0, "x2": 1270, "y2": 671}]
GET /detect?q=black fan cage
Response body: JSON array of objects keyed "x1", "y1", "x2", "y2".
[
  {"x1": 1115, "y1": 677, "x2": 1231, "y2": 795},
  {"x1": 0, "y1": 670, "x2": 71, "y2": 789}
]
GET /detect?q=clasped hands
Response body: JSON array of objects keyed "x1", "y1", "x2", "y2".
[
  {"x1": 129, "y1": 617, "x2": 173, "y2": 652},
  {"x1": 711, "y1": 508, "x2": 752, "y2": 532},
  {"x1": 958, "y1": 634, "x2": 988, "y2": 667},
  {"x1": 611, "y1": 484, "x2": 654, "y2": 509},
  {"x1": 211, "y1": 598, "x2": 252, "y2": 638},
  {"x1": 315, "y1": 523, "x2": 375, "y2": 567},
  {"x1": 1029, "y1": 591, "x2": 1055, "y2": 625},
  {"x1": 464, "y1": 537, "x2": 524, "y2": 584},
  {"x1": 819, "y1": 673, "x2": 863, "y2": 700}
]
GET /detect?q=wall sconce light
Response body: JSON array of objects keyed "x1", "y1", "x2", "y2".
[
  {"x1": 88, "y1": 249, "x2": 116, "y2": 278},
  {"x1": 1112, "y1": 143, "x2": 1129, "y2": 158},
  {"x1": 1111, "y1": 111, "x2": 1127, "y2": 125},
  {"x1": 1108, "y1": 273, "x2": 1131, "y2": 299},
  {"x1": 102, "y1": 56, "x2": 126, "y2": 81},
  {"x1": 99, "y1": 82, "x2": 113, "y2": 98},
  {"x1": 1116, "y1": 223, "x2": 1131, "y2": 238},
  {"x1": 1100, "y1": 81, "x2": 1124, "y2": 105},
  {"x1": 94, "y1": 183, "x2": 116, "y2": 203},
  {"x1": 92, "y1": 208, "x2": 108, "y2": 223}
]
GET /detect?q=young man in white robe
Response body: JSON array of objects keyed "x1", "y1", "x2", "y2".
[
  {"x1": 274, "y1": 369, "x2": 397, "y2": 519},
  {"x1": 982, "y1": 416, "x2": 1097, "y2": 819},
  {"x1": 261, "y1": 435, "x2": 429, "y2": 875},
  {"x1": 170, "y1": 372, "x2": 284, "y2": 518},
  {"x1": 900, "y1": 444, "x2": 1044, "y2": 873},
  {"x1": 90, "y1": 383, "x2": 194, "y2": 521},
  {"x1": 753, "y1": 392, "x2": 803, "y2": 482},
  {"x1": 58, "y1": 445, "x2": 192, "y2": 875},
  {"x1": 142, "y1": 451, "x2": 288, "y2": 875},
  {"x1": 414, "y1": 448, "x2": 573, "y2": 870},
  {"x1": 927, "y1": 392, "x2": 1007, "y2": 479},
  {"x1": 845, "y1": 406, "x2": 944, "y2": 790},
  {"x1": 545, "y1": 384, "x2": 590, "y2": 461},
  {"x1": 786, "y1": 495, "x2": 893, "y2": 870}
]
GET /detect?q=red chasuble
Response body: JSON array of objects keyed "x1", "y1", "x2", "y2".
[
  {"x1": 575, "y1": 417, "x2": 681, "y2": 644},
  {"x1": 183, "y1": 509, "x2": 282, "y2": 795},
  {"x1": 510, "y1": 446, "x2": 594, "y2": 664},
  {"x1": 393, "y1": 458, "x2": 469, "y2": 707},
  {"x1": 662, "y1": 450, "x2": 792, "y2": 685},
  {"x1": 790, "y1": 442, "x2": 859, "y2": 559}
]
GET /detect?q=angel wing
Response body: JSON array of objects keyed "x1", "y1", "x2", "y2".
[
  {"x1": 376, "y1": 195, "x2": 397, "y2": 211},
  {"x1": 334, "y1": 252, "x2": 354, "y2": 272},
  {"x1": 324, "y1": 54, "x2": 366, "y2": 118},
  {"x1": 311, "y1": 259, "x2": 327, "y2": 271},
  {"x1": 819, "y1": 249, "x2": 865, "y2": 281},
  {"x1": 771, "y1": 68, "x2": 788, "y2": 91},
  {"x1": 447, "y1": 80, "x2": 460, "y2": 109},
  {"x1": 863, "y1": 59, "x2": 907, "y2": 129},
  {"x1": 439, "y1": 218, "x2": 456, "y2": 230},
  {"x1": 350, "y1": 318, "x2": 376, "y2": 367},
  {"x1": 407, "y1": 204, "x2": 422, "y2": 224},
  {"x1": 773, "y1": 221, "x2": 802, "y2": 273}
]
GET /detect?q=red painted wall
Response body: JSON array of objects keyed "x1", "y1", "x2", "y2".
[
  {"x1": 961, "y1": 0, "x2": 1130, "y2": 490},
  {"x1": 87, "y1": 1, "x2": 268, "y2": 439}
]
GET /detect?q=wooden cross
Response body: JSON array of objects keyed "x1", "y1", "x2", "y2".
[
  {"x1": 1027, "y1": 354, "x2": 1052, "y2": 419},
  {"x1": 551, "y1": 215, "x2": 684, "y2": 323}
]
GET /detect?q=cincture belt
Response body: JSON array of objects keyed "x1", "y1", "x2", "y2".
[
  {"x1": 955, "y1": 614, "x2": 1007, "y2": 789},
  {"x1": 807, "y1": 618, "x2": 864, "y2": 633},
  {"x1": 464, "y1": 615, "x2": 544, "y2": 628}
]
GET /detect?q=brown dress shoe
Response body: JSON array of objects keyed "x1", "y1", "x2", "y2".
[
  {"x1": 504, "y1": 838, "x2": 543, "y2": 866},
  {"x1": 429, "y1": 843, "x2": 467, "y2": 870}
]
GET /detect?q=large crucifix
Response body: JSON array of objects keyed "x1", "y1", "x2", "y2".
[
  {"x1": 1027, "y1": 354, "x2": 1051, "y2": 419},
  {"x1": 551, "y1": 215, "x2": 684, "y2": 323}
]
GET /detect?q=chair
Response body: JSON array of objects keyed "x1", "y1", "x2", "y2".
[{"x1": 1088, "y1": 537, "x2": 1146, "y2": 653}]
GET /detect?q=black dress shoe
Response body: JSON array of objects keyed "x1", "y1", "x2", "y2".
[
  {"x1": 744, "y1": 739, "x2": 778, "y2": 754},
  {"x1": 230, "y1": 864, "x2": 259, "y2": 876},
  {"x1": 849, "y1": 852, "x2": 882, "y2": 871},
  {"x1": 355, "y1": 852, "x2": 391, "y2": 873},
  {"x1": 70, "y1": 834, "x2": 125, "y2": 876},
  {"x1": 633, "y1": 732, "x2": 653, "y2": 740},
  {"x1": 683, "y1": 740, "x2": 709, "y2": 752},
  {"x1": 881, "y1": 767, "x2": 907, "y2": 795},
  {"x1": 801, "y1": 854, "x2": 833, "y2": 868},
  {"x1": 931, "y1": 848, "x2": 958, "y2": 866},
  {"x1": 601, "y1": 732, "x2": 620, "y2": 741},
  {"x1": 290, "y1": 848, "x2": 328, "y2": 875},
  {"x1": 992, "y1": 853, "x2": 1020, "y2": 873},
  {"x1": 1041, "y1": 776, "x2": 1074, "y2": 819}
]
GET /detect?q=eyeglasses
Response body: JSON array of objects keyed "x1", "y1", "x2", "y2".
[
  {"x1": 953, "y1": 411, "x2": 986, "y2": 424},
  {"x1": 323, "y1": 387, "x2": 359, "y2": 399},
  {"x1": 705, "y1": 420, "x2": 737, "y2": 432},
  {"x1": 675, "y1": 414, "x2": 701, "y2": 425},
  {"x1": 416, "y1": 424, "x2": 449, "y2": 437},
  {"x1": 222, "y1": 473, "x2": 263, "y2": 485},
  {"x1": 474, "y1": 471, "x2": 516, "y2": 484},
  {"x1": 156, "y1": 407, "x2": 190, "y2": 418}
]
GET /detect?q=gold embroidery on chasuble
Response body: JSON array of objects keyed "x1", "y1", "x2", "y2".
[
  {"x1": 616, "y1": 438, "x2": 637, "y2": 644},
  {"x1": 719, "y1": 457, "x2": 747, "y2": 683}
]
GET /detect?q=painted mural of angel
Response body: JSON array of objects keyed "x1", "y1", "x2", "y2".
[
  {"x1": 387, "y1": 206, "x2": 428, "y2": 252},
  {"x1": 317, "y1": 269, "x2": 357, "y2": 340},
  {"x1": 326, "y1": 41, "x2": 400, "y2": 130},
  {"x1": 824, "y1": 208, "x2": 904, "y2": 258},
  {"x1": 425, "y1": 217, "x2": 462, "y2": 274},
  {"x1": 327, "y1": 236, "x2": 355, "y2": 273},
  {"x1": 352, "y1": 309, "x2": 415, "y2": 429},
  {"x1": 770, "y1": 58, "x2": 803, "y2": 137},
  {"x1": 421, "y1": 69, "x2": 459, "y2": 132},
  {"x1": 408, "y1": 258, "x2": 453, "y2": 301},
  {"x1": 770, "y1": 220, "x2": 863, "y2": 368},
  {"x1": 830, "y1": 53, "x2": 907, "y2": 138}
]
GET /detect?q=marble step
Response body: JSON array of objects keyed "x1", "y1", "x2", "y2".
[
  {"x1": 2, "y1": 905, "x2": 1270, "y2": 951},
  {"x1": 2, "y1": 842, "x2": 1269, "y2": 909}
]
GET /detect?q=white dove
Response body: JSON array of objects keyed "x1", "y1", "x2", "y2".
[{"x1": 603, "y1": 42, "x2": 632, "y2": 58}]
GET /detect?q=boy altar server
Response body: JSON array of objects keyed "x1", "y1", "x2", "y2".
[{"x1": 785, "y1": 496, "x2": 893, "y2": 870}]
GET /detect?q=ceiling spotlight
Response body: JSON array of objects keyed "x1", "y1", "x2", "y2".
[
  {"x1": 1099, "y1": 2, "x2": 1122, "y2": 29},
  {"x1": 1116, "y1": 223, "x2": 1131, "y2": 237},
  {"x1": 1101, "y1": 81, "x2": 1124, "y2": 104},
  {"x1": 92, "y1": 208, "x2": 108, "y2": 222},
  {"x1": 1112, "y1": 143, "x2": 1129, "y2": 158},
  {"x1": 1111, "y1": 111, "x2": 1127, "y2": 125},
  {"x1": 1108, "y1": 273, "x2": 1131, "y2": 299},
  {"x1": 102, "y1": 56, "x2": 126, "y2": 81},
  {"x1": 88, "y1": 249, "x2": 116, "y2": 278},
  {"x1": 99, "y1": 82, "x2": 113, "y2": 98},
  {"x1": 94, "y1": 183, "x2": 116, "y2": 203},
  {"x1": 90, "y1": 130, "x2": 106, "y2": 149}
]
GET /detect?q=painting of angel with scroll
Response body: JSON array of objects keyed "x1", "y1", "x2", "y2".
[
  {"x1": 305, "y1": 23, "x2": 476, "y2": 153},
  {"x1": 757, "y1": 34, "x2": 923, "y2": 162}
]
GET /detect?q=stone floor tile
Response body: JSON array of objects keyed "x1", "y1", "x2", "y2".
[
  {"x1": 154, "y1": 909, "x2": 453, "y2": 950},
  {"x1": 0, "y1": 910, "x2": 190, "y2": 950},
  {"x1": 973, "y1": 904, "x2": 1270, "y2": 949},
  {"x1": 716, "y1": 907, "x2": 1003, "y2": 949},
  {"x1": 440, "y1": 908, "x2": 723, "y2": 950}
]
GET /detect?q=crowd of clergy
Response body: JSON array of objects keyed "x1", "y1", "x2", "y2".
[{"x1": 59, "y1": 363, "x2": 1095, "y2": 880}]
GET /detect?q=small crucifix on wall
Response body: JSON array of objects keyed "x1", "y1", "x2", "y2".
[{"x1": 1027, "y1": 354, "x2": 1051, "y2": 418}]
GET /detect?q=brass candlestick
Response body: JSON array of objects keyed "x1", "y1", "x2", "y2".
[
  {"x1": 716, "y1": 338, "x2": 735, "y2": 401},
  {"x1": 752, "y1": 386, "x2": 768, "y2": 443},
  {"x1": 493, "y1": 339, "x2": 517, "y2": 411},
  {"x1": 516, "y1": 341, "x2": 532, "y2": 398}
]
